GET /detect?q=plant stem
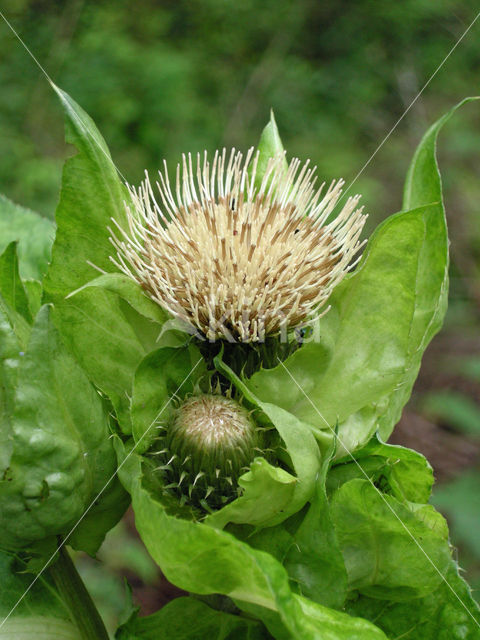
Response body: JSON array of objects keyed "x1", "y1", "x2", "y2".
[{"x1": 48, "y1": 540, "x2": 110, "y2": 640}]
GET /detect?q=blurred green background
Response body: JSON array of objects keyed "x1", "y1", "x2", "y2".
[{"x1": 1, "y1": 0, "x2": 479, "y2": 633}]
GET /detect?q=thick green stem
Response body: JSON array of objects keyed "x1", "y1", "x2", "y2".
[{"x1": 48, "y1": 541, "x2": 109, "y2": 640}]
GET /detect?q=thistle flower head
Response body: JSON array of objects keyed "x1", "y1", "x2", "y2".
[{"x1": 110, "y1": 149, "x2": 367, "y2": 342}]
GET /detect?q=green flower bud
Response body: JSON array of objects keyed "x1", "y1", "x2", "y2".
[{"x1": 158, "y1": 394, "x2": 258, "y2": 510}]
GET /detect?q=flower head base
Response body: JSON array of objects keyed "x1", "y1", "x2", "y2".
[{"x1": 110, "y1": 149, "x2": 367, "y2": 342}]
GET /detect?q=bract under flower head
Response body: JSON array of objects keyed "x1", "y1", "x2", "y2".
[{"x1": 110, "y1": 149, "x2": 367, "y2": 342}]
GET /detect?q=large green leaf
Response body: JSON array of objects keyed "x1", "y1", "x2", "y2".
[
  {"x1": 328, "y1": 435, "x2": 434, "y2": 504},
  {"x1": 0, "y1": 305, "x2": 125, "y2": 551},
  {"x1": 374, "y1": 97, "x2": 478, "y2": 441},
  {"x1": 50, "y1": 289, "x2": 151, "y2": 431},
  {"x1": 115, "y1": 443, "x2": 387, "y2": 640},
  {"x1": 346, "y1": 559, "x2": 480, "y2": 639},
  {"x1": 243, "y1": 204, "x2": 436, "y2": 457},
  {"x1": 68, "y1": 465, "x2": 130, "y2": 556},
  {"x1": 238, "y1": 593, "x2": 389, "y2": 640},
  {"x1": 330, "y1": 479, "x2": 452, "y2": 600},
  {"x1": 43, "y1": 87, "x2": 166, "y2": 430},
  {"x1": 116, "y1": 596, "x2": 266, "y2": 639},
  {"x1": 0, "y1": 550, "x2": 80, "y2": 639},
  {"x1": 44, "y1": 84, "x2": 127, "y2": 295},
  {"x1": 214, "y1": 356, "x2": 326, "y2": 527},
  {"x1": 0, "y1": 194, "x2": 54, "y2": 282},
  {"x1": 284, "y1": 442, "x2": 348, "y2": 610},
  {"x1": 69, "y1": 274, "x2": 168, "y2": 326},
  {"x1": 243, "y1": 100, "x2": 476, "y2": 457}
]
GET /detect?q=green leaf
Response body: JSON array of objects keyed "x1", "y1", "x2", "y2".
[
  {"x1": 0, "y1": 243, "x2": 32, "y2": 349},
  {"x1": 23, "y1": 280, "x2": 43, "y2": 318},
  {"x1": 0, "y1": 303, "x2": 21, "y2": 473},
  {"x1": 45, "y1": 84, "x2": 128, "y2": 296},
  {"x1": 0, "y1": 194, "x2": 54, "y2": 282},
  {"x1": 0, "y1": 305, "x2": 126, "y2": 551},
  {"x1": 43, "y1": 87, "x2": 164, "y2": 430},
  {"x1": 205, "y1": 457, "x2": 297, "y2": 530},
  {"x1": 244, "y1": 203, "x2": 441, "y2": 456},
  {"x1": 346, "y1": 559, "x2": 480, "y2": 639},
  {"x1": 241, "y1": 100, "x2": 476, "y2": 457},
  {"x1": 116, "y1": 596, "x2": 266, "y2": 639},
  {"x1": 117, "y1": 449, "x2": 285, "y2": 616},
  {"x1": 0, "y1": 242, "x2": 32, "y2": 324},
  {"x1": 131, "y1": 345, "x2": 206, "y2": 453},
  {"x1": 252, "y1": 111, "x2": 288, "y2": 189},
  {"x1": 50, "y1": 289, "x2": 149, "y2": 432},
  {"x1": 68, "y1": 471, "x2": 130, "y2": 556},
  {"x1": 250, "y1": 403, "x2": 323, "y2": 523},
  {"x1": 68, "y1": 273, "x2": 168, "y2": 327},
  {"x1": 115, "y1": 444, "x2": 387, "y2": 640},
  {"x1": 237, "y1": 595, "x2": 388, "y2": 640},
  {"x1": 214, "y1": 356, "x2": 326, "y2": 526},
  {"x1": 403, "y1": 97, "x2": 479, "y2": 210},
  {"x1": 328, "y1": 435, "x2": 434, "y2": 504},
  {"x1": 294, "y1": 595, "x2": 387, "y2": 640},
  {"x1": 380, "y1": 97, "x2": 477, "y2": 439},
  {"x1": 0, "y1": 549, "x2": 81, "y2": 639},
  {"x1": 330, "y1": 479, "x2": 451, "y2": 600},
  {"x1": 284, "y1": 442, "x2": 348, "y2": 609}
]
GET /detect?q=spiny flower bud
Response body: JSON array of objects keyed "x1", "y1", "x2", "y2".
[
  {"x1": 110, "y1": 149, "x2": 367, "y2": 342},
  {"x1": 157, "y1": 394, "x2": 258, "y2": 509}
]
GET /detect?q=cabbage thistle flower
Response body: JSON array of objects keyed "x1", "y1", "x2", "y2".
[{"x1": 110, "y1": 149, "x2": 367, "y2": 342}]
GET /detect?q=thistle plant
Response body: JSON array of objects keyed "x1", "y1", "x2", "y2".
[
  {"x1": 108, "y1": 138, "x2": 368, "y2": 514},
  {"x1": 1, "y1": 85, "x2": 479, "y2": 640}
]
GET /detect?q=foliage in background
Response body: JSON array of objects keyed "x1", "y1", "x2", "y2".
[{"x1": 0, "y1": 0, "x2": 479, "y2": 218}]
